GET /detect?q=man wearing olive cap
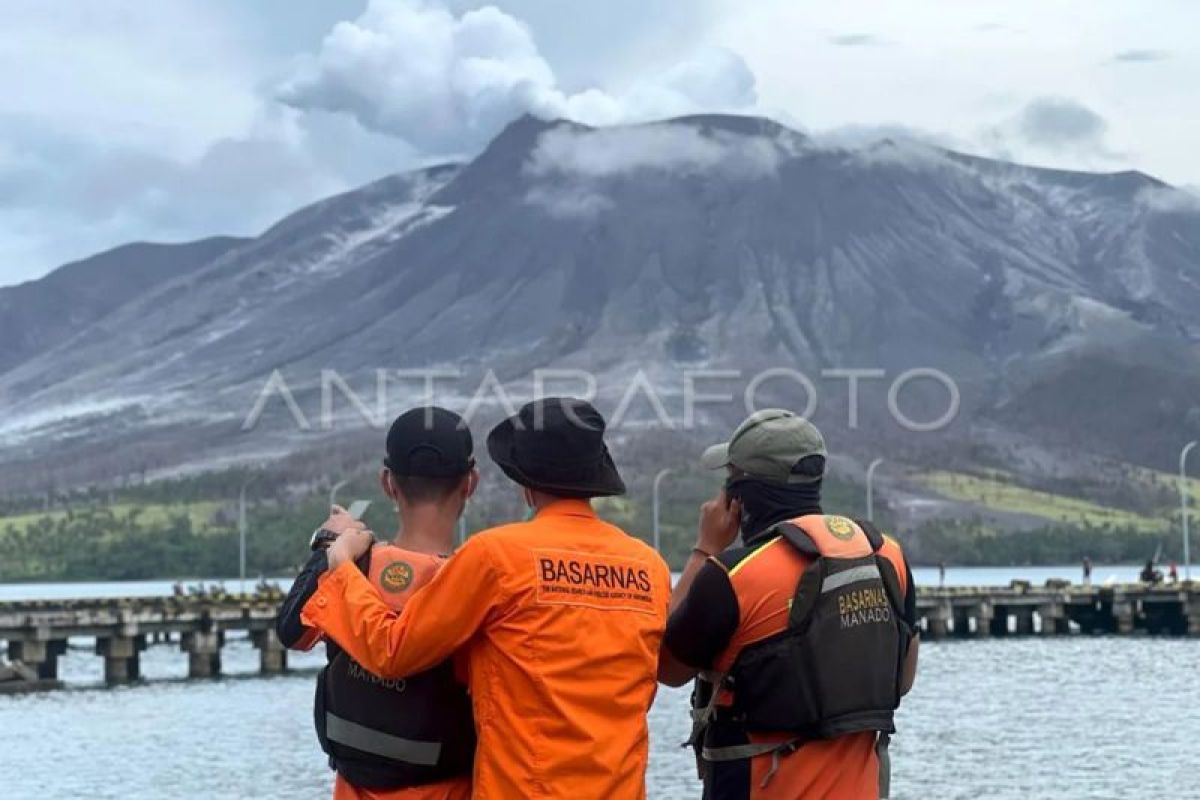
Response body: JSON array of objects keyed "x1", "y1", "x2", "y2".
[{"x1": 659, "y1": 409, "x2": 920, "y2": 800}]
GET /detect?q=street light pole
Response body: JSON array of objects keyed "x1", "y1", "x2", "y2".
[
  {"x1": 866, "y1": 458, "x2": 884, "y2": 522},
  {"x1": 238, "y1": 479, "x2": 253, "y2": 596},
  {"x1": 1181, "y1": 441, "x2": 1198, "y2": 582},
  {"x1": 652, "y1": 468, "x2": 673, "y2": 554}
]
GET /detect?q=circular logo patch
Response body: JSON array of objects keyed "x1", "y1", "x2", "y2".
[
  {"x1": 825, "y1": 516, "x2": 855, "y2": 541},
  {"x1": 379, "y1": 561, "x2": 414, "y2": 593}
]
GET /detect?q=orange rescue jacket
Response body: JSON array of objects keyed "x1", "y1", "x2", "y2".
[{"x1": 302, "y1": 499, "x2": 672, "y2": 800}]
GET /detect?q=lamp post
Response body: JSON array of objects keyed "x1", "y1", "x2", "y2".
[
  {"x1": 652, "y1": 468, "x2": 673, "y2": 554},
  {"x1": 238, "y1": 477, "x2": 257, "y2": 596},
  {"x1": 1182, "y1": 441, "x2": 1198, "y2": 581},
  {"x1": 866, "y1": 458, "x2": 884, "y2": 522}
]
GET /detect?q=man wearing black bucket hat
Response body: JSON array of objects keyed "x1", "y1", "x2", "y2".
[{"x1": 300, "y1": 397, "x2": 672, "y2": 800}]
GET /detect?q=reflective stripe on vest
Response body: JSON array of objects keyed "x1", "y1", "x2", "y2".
[
  {"x1": 821, "y1": 563, "x2": 882, "y2": 593},
  {"x1": 325, "y1": 711, "x2": 443, "y2": 766}
]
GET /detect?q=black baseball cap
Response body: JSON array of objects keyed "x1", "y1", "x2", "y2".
[{"x1": 384, "y1": 406, "x2": 474, "y2": 477}]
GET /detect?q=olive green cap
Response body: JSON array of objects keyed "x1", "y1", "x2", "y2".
[{"x1": 700, "y1": 409, "x2": 827, "y2": 484}]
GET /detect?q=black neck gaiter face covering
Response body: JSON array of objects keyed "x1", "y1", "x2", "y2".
[{"x1": 726, "y1": 477, "x2": 824, "y2": 545}]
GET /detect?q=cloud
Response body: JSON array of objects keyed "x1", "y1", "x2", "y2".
[
  {"x1": 1015, "y1": 97, "x2": 1109, "y2": 152},
  {"x1": 828, "y1": 33, "x2": 887, "y2": 47},
  {"x1": 1110, "y1": 49, "x2": 1170, "y2": 64},
  {"x1": 276, "y1": 0, "x2": 756, "y2": 156},
  {"x1": 523, "y1": 185, "x2": 613, "y2": 220},
  {"x1": 1137, "y1": 185, "x2": 1200, "y2": 214},
  {"x1": 1, "y1": 0, "x2": 754, "y2": 285},
  {"x1": 0, "y1": 108, "x2": 415, "y2": 282},
  {"x1": 522, "y1": 122, "x2": 791, "y2": 219},
  {"x1": 526, "y1": 123, "x2": 789, "y2": 179},
  {"x1": 0, "y1": 2, "x2": 392, "y2": 284},
  {"x1": 811, "y1": 122, "x2": 960, "y2": 151}
]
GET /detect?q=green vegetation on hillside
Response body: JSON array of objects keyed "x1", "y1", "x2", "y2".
[
  {"x1": 0, "y1": 463, "x2": 1188, "y2": 581},
  {"x1": 917, "y1": 470, "x2": 1171, "y2": 533}
]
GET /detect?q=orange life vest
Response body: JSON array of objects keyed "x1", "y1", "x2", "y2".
[
  {"x1": 690, "y1": 515, "x2": 913, "y2": 797},
  {"x1": 317, "y1": 544, "x2": 476, "y2": 790}
]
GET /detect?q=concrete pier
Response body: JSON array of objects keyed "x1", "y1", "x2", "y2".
[
  {"x1": 915, "y1": 582, "x2": 1200, "y2": 640},
  {"x1": 0, "y1": 593, "x2": 284, "y2": 691},
  {"x1": 2, "y1": 581, "x2": 1198, "y2": 692}
]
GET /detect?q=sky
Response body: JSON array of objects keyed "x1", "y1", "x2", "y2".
[{"x1": 2, "y1": 0, "x2": 1197, "y2": 287}]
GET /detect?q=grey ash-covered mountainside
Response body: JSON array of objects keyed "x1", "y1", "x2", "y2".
[{"x1": 1, "y1": 113, "x2": 1198, "y2": 490}]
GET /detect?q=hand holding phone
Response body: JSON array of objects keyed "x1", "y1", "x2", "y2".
[{"x1": 310, "y1": 500, "x2": 372, "y2": 550}]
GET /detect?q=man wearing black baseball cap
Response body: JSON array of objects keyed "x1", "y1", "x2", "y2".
[
  {"x1": 277, "y1": 406, "x2": 479, "y2": 800},
  {"x1": 300, "y1": 397, "x2": 672, "y2": 799}
]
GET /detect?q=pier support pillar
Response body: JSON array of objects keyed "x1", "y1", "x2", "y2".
[
  {"x1": 925, "y1": 602, "x2": 951, "y2": 640},
  {"x1": 96, "y1": 636, "x2": 143, "y2": 683},
  {"x1": 1113, "y1": 599, "x2": 1136, "y2": 635},
  {"x1": 8, "y1": 638, "x2": 67, "y2": 680},
  {"x1": 1039, "y1": 603, "x2": 1066, "y2": 636},
  {"x1": 1014, "y1": 609, "x2": 1035, "y2": 636},
  {"x1": 252, "y1": 630, "x2": 287, "y2": 674},
  {"x1": 971, "y1": 602, "x2": 993, "y2": 638},
  {"x1": 181, "y1": 631, "x2": 222, "y2": 678},
  {"x1": 989, "y1": 610, "x2": 1009, "y2": 637}
]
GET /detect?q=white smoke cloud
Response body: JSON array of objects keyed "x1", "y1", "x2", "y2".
[
  {"x1": 1137, "y1": 185, "x2": 1200, "y2": 214},
  {"x1": 522, "y1": 122, "x2": 794, "y2": 219},
  {"x1": 526, "y1": 124, "x2": 790, "y2": 179},
  {"x1": 523, "y1": 185, "x2": 613, "y2": 220},
  {"x1": 277, "y1": 0, "x2": 757, "y2": 157}
]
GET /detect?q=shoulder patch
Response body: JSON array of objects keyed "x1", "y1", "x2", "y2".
[
  {"x1": 825, "y1": 515, "x2": 856, "y2": 540},
  {"x1": 378, "y1": 560, "x2": 415, "y2": 593}
]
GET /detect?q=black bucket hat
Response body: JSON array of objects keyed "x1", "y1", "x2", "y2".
[{"x1": 486, "y1": 397, "x2": 625, "y2": 498}]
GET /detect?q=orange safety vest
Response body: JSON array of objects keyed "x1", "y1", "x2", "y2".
[
  {"x1": 318, "y1": 544, "x2": 475, "y2": 800},
  {"x1": 694, "y1": 515, "x2": 912, "y2": 800}
]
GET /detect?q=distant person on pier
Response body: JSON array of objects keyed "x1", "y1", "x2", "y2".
[
  {"x1": 1140, "y1": 559, "x2": 1163, "y2": 585},
  {"x1": 658, "y1": 410, "x2": 919, "y2": 800},
  {"x1": 276, "y1": 406, "x2": 479, "y2": 800},
  {"x1": 300, "y1": 398, "x2": 671, "y2": 800},
  {"x1": 1168, "y1": 562, "x2": 1179, "y2": 583},
  {"x1": 1082, "y1": 556, "x2": 1092, "y2": 586}
]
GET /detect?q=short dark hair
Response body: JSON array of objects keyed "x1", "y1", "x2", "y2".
[{"x1": 392, "y1": 471, "x2": 466, "y2": 505}]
